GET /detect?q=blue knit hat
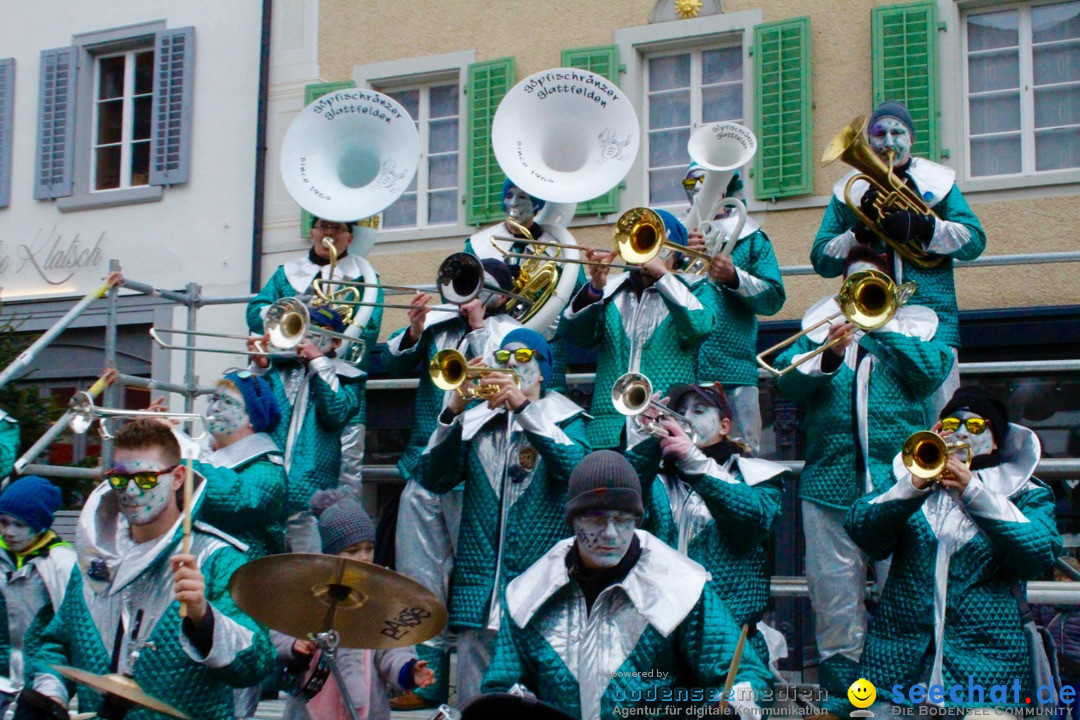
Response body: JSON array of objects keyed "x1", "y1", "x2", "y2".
[
  {"x1": 0, "y1": 476, "x2": 62, "y2": 533},
  {"x1": 501, "y1": 179, "x2": 546, "y2": 213},
  {"x1": 500, "y1": 328, "x2": 554, "y2": 383},
  {"x1": 309, "y1": 305, "x2": 346, "y2": 334},
  {"x1": 311, "y1": 489, "x2": 376, "y2": 555},
  {"x1": 652, "y1": 208, "x2": 688, "y2": 248},
  {"x1": 869, "y1": 100, "x2": 915, "y2": 140},
  {"x1": 223, "y1": 371, "x2": 281, "y2": 434}
]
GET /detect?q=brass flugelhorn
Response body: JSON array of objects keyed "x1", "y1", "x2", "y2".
[
  {"x1": 428, "y1": 349, "x2": 521, "y2": 400},
  {"x1": 612, "y1": 372, "x2": 699, "y2": 443},
  {"x1": 756, "y1": 269, "x2": 916, "y2": 376},
  {"x1": 902, "y1": 430, "x2": 972, "y2": 481}
]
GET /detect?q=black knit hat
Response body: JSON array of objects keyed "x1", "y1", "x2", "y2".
[
  {"x1": 940, "y1": 386, "x2": 1010, "y2": 448},
  {"x1": 565, "y1": 450, "x2": 643, "y2": 524}
]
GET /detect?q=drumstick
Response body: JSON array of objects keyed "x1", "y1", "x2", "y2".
[
  {"x1": 178, "y1": 454, "x2": 194, "y2": 618},
  {"x1": 721, "y1": 624, "x2": 750, "y2": 710}
]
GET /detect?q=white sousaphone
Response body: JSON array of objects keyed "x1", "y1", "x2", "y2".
[
  {"x1": 279, "y1": 88, "x2": 420, "y2": 356},
  {"x1": 481, "y1": 67, "x2": 640, "y2": 338},
  {"x1": 683, "y1": 121, "x2": 757, "y2": 266}
]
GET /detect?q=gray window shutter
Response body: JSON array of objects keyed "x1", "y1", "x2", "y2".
[
  {"x1": 0, "y1": 58, "x2": 14, "y2": 208},
  {"x1": 34, "y1": 47, "x2": 77, "y2": 200},
  {"x1": 150, "y1": 26, "x2": 195, "y2": 186}
]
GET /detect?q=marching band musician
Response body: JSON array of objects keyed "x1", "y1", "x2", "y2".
[
  {"x1": 381, "y1": 257, "x2": 522, "y2": 709},
  {"x1": 481, "y1": 450, "x2": 772, "y2": 720},
  {"x1": 773, "y1": 246, "x2": 955, "y2": 704},
  {"x1": 0, "y1": 408, "x2": 19, "y2": 482},
  {"x1": 25, "y1": 419, "x2": 275, "y2": 720},
  {"x1": 249, "y1": 307, "x2": 363, "y2": 553},
  {"x1": 245, "y1": 216, "x2": 382, "y2": 494},
  {"x1": 625, "y1": 383, "x2": 787, "y2": 668},
  {"x1": 839, "y1": 387, "x2": 1061, "y2": 715},
  {"x1": 561, "y1": 210, "x2": 717, "y2": 450},
  {"x1": 463, "y1": 180, "x2": 586, "y2": 390},
  {"x1": 811, "y1": 101, "x2": 987, "y2": 412},
  {"x1": 415, "y1": 328, "x2": 590, "y2": 705},
  {"x1": 683, "y1": 167, "x2": 785, "y2": 453},
  {"x1": 0, "y1": 477, "x2": 75, "y2": 715}
]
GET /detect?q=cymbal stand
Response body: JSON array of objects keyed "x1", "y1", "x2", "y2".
[{"x1": 312, "y1": 630, "x2": 364, "y2": 720}]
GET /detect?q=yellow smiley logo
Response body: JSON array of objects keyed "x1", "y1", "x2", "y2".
[{"x1": 848, "y1": 678, "x2": 876, "y2": 709}]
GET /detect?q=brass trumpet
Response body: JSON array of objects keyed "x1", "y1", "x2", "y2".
[
  {"x1": 756, "y1": 269, "x2": 916, "y2": 376},
  {"x1": 428, "y1": 349, "x2": 521, "y2": 400},
  {"x1": 902, "y1": 430, "x2": 972, "y2": 481},
  {"x1": 611, "y1": 372, "x2": 699, "y2": 443},
  {"x1": 821, "y1": 116, "x2": 944, "y2": 269}
]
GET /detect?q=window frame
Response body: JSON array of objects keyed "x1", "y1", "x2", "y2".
[
  {"x1": 614, "y1": 9, "x2": 763, "y2": 216},
  {"x1": 91, "y1": 47, "x2": 154, "y2": 193},
  {"x1": 56, "y1": 21, "x2": 165, "y2": 212},
  {"x1": 352, "y1": 50, "x2": 475, "y2": 244},
  {"x1": 938, "y1": 0, "x2": 1080, "y2": 191}
]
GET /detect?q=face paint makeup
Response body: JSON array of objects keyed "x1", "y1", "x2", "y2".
[
  {"x1": 572, "y1": 511, "x2": 637, "y2": 570},
  {"x1": 111, "y1": 451, "x2": 177, "y2": 527},
  {"x1": 338, "y1": 541, "x2": 375, "y2": 564},
  {"x1": 683, "y1": 169, "x2": 706, "y2": 206},
  {"x1": 503, "y1": 187, "x2": 536, "y2": 226},
  {"x1": 868, "y1": 117, "x2": 912, "y2": 168},
  {"x1": 675, "y1": 395, "x2": 726, "y2": 446},
  {"x1": 502, "y1": 342, "x2": 542, "y2": 389},
  {"x1": 205, "y1": 387, "x2": 249, "y2": 437},
  {"x1": 948, "y1": 409, "x2": 996, "y2": 458},
  {"x1": 0, "y1": 514, "x2": 37, "y2": 553}
]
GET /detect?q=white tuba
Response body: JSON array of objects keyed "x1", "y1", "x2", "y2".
[
  {"x1": 684, "y1": 121, "x2": 757, "y2": 260},
  {"x1": 280, "y1": 88, "x2": 420, "y2": 356},
  {"x1": 485, "y1": 68, "x2": 640, "y2": 337}
]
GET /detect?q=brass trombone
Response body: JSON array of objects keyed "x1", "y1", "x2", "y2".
[
  {"x1": 428, "y1": 349, "x2": 520, "y2": 400},
  {"x1": 436, "y1": 252, "x2": 535, "y2": 307},
  {"x1": 311, "y1": 277, "x2": 427, "y2": 311},
  {"x1": 756, "y1": 269, "x2": 916, "y2": 377},
  {"x1": 611, "y1": 372, "x2": 699, "y2": 443},
  {"x1": 902, "y1": 430, "x2": 972, "y2": 481}
]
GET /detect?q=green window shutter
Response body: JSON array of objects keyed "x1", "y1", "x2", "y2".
[
  {"x1": 754, "y1": 17, "x2": 812, "y2": 200},
  {"x1": 562, "y1": 45, "x2": 622, "y2": 216},
  {"x1": 300, "y1": 81, "x2": 355, "y2": 236},
  {"x1": 872, "y1": 2, "x2": 939, "y2": 161},
  {"x1": 466, "y1": 57, "x2": 514, "y2": 226}
]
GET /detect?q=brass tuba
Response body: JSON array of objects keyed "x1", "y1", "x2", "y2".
[
  {"x1": 756, "y1": 269, "x2": 916, "y2": 376},
  {"x1": 902, "y1": 430, "x2": 972, "y2": 481},
  {"x1": 428, "y1": 349, "x2": 520, "y2": 400},
  {"x1": 822, "y1": 116, "x2": 943, "y2": 269}
]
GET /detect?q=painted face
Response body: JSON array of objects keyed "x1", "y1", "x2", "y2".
[
  {"x1": 310, "y1": 219, "x2": 353, "y2": 260},
  {"x1": 868, "y1": 117, "x2": 912, "y2": 168},
  {"x1": 684, "y1": 168, "x2": 706, "y2": 206},
  {"x1": 338, "y1": 541, "x2": 375, "y2": 564},
  {"x1": 205, "y1": 386, "x2": 249, "y2": 437},
  {"x1": 503, "y1": 187, "x2": 536, "y2": 226},
  {"x1": 946, "y1": 410, "x2": 996, "y2": 458},
  {"x1": 110, "y1": 449, "x2": 179, "y2": 527},
  {"x1": 0, "y1": 514, "x2": 38, "y2": 553},
  {"x1": 500, "y1": 342, "x2": 543, "y2": 390},
  {"x1": 676, "y1": 395, "x2": 727, "y2": 446},
  {"x1": 478, "y1": 273, "x2": 508, "y2": 311},
  {"x1": 311, "y1": 332, "x2": 339, "y2": 354},
  {"x1": 572, "y1": 511, "x2": 637, "y2": 570}
]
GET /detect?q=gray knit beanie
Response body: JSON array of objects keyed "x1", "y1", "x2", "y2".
[
  {"x1": 565, "y1": 450, "x2": 644, "y2": 524},
  {"x1": 311, "y1": 489, "x2": 375, "y2": 555}
]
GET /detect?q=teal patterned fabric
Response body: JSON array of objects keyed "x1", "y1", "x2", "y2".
[
  {"x1": 195, "y1": 454, "x2": 287, "y2": 559},
  {"x1": 561, "y1": 277, "x2": 716, "y2": 449},
  {"x1": 843, "y1": 479, "x2": 1061, "y2": 711},
  {"x1": 0, "y1": 416, "x2": 19, "y2": 480},
  {"x1": 776, "y1": 328, "x2": 953, "y2": 509},
  {"x1": 695, "y1": 229, "x2": 785, "y2": 386},
  {"x1": 482, "y1": 567, "x2": 773, "y2": 718},
  {"x1": 415, "y1": 411, "x2": 589, "y2": 630},
  {"x1": 265, "y1": 362, "x2": 363, "y2": 514},
  {"x1": 630, "y1": 439, "x2": 784, "y2": 664},
  {"x1": 811, "y1": 185, "x2": 986, "y2": 348},
  {"x1": 26, "y1": 537, "x2": 276, "y2": 720}
]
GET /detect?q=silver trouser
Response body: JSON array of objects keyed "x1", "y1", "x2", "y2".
[
  {"x1": 928, "y1": 347, "x2": 962, "y2": 418},
  {"x1": 394, "y1": 479, "x2": 463, "y2": 653},
  {"x1": 802, "y1": 501, "x2": 891, "y2": 664},
  {"x1": 338, "y1": 422, "x2": 366, "y2": 496},
  {"x1": 455, "y1": 627, "x2": 498, "y2": 706},
  {"x1": 233, "y1": 686, "x2": 261, "y2": 720},
  {"x1": 286, "y1": 510, "x2": 321, "y2": 553},
  {"x1": 724, "y1": 384, "x2": 762, "y2": 455}
]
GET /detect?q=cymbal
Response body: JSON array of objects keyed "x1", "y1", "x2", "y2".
[
  {"x1": 228, "y1": 554, "x2": 448, "y2": 649},
  {"x1": 50, "y1": 666, "x2": 192, "y2": 720}
]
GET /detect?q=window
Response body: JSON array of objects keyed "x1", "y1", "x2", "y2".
[
  {"x1": 963, "y1": 1, "x2": 1080, "y2": 178},
  {"x1": 378, "y1": 80, "x2": 461, "y2": 229},
  {"x1": 92, "y1": 48, "x2": 154, "y2": 191},
  {"x1": 644, "y1": 43, "x2": 744, "y2": 207}
]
